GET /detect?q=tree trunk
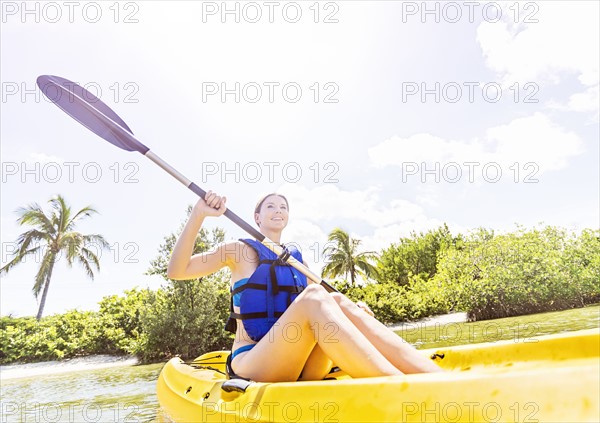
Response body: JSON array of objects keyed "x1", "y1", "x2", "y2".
[{"x1": 36, "y1": 262, "x2": 55, "y2": 321}]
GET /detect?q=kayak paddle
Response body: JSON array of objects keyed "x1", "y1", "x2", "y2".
[{"x1": 36, "y1": 75, "x2": 336, "y2": 293}]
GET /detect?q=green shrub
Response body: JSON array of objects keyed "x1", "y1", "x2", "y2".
[
  {"x1": 433, "y1": 226, "x2": 600, "y2": 321},
  {"x1": 0, "y1": 311, "x2": 104, "y2": 363},
  {"x1": 2, "y1": 225, "x2": 597, "y2": 364},
  {"x1": 376, "y1": 224, "x2": 461, "y2": 286},
  {"x1": 134, "y1": 271, "x2": 232, "y2": 363},
  {"x1": 98, "y1": 288, "x2": 153, "y2": 354}
]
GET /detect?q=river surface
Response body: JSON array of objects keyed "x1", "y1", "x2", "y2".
[{"x1": 1, "y1": 304, "x2": 598, "y2": 422}]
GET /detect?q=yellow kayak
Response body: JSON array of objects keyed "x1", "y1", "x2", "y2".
[{"x1": 157, "y1": 329, "x2": 600, "y2": 422}]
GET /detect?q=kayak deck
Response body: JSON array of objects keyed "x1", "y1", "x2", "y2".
[{"x1": 157, "y1": 329, "x2": 600, "y2": 422}]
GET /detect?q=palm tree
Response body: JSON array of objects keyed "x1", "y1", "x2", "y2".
[
  {"x1": 321, "y1": 228, "x2": 379, "y2": 286},
  {"x1": 0, "y1": 195, "x2": 109, "y2": 320}
]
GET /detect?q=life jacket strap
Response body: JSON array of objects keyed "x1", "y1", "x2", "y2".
[
  {"x1": 232, "y1": 283, "x2": 304, "y2": 296},
  {"x1": 230, "y1": 311, "x2": 285, "y2": 320},
  {"x1": 226, "y1": 283, "x2": 305, "y2": 333},
  {"x1": 225, "y1": 292, "x2": 237, "y2": 333},
  {"x1": 258, "y1": 245, "x2": 293, "y2": 297},
  {"x1": 277, "y1": 248, "x2": 292, "y2": 263}
]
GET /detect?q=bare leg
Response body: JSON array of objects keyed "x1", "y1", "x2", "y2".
[
  {"x1": 231, "y1": 284, "x2": 402, "y2": 382},
  {"x1": 330, "y1": 292, "x2": 443, "y2": 373},
  {"x1": 298, "y1": 344, "x2": 333, "y2": 381}
]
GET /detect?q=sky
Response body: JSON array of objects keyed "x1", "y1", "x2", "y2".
[{"x1": 1, "y1": 1, "x2": 598, "y2": 317}]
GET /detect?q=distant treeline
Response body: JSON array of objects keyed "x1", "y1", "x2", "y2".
[
  {"x1": 1, "y1": 225, "x2": 598, "y2": 364},
  {"x1": 341, "y1": 225, "x2": 600, "y2": 323}
]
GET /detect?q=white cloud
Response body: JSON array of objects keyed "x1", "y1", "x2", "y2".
[
  {"x1": 546, "y1": 85, "x2": 600, "y2": 123},
  {"x1": 362, "y1": 218, "x2": 470, "y2": 257},
  {"x1": 368, "y1": 113, "x2": 584, "y2": 177},
  {"x1": 477, "y1": 2, "x2": 599, "y2": 86},
  {"x1": 278, "y1": 183, "x2": 429, "y2": 227},
  {"x1": 486, "y1": 113, "x2": 584, "y2": 171},
  {"x1": 29, "y1": 152, "x2": 64, "y2": 163},
  {"x1": 282, "y1": 218, "x2": 328, "y2": 268},
  {"x1": 368, "y1": 133, "x2": 489, "y2": 168},
  {"x1": 476, "y1": 2, "x2": 599, "y2": 119},
  {"x1": 416, "y1": 193, "x2": 440, "y2": 208},
  {"x1": 365, "y1": 223, "x2": 420, "y2": 251},
  {"x1": 274, "y1": 183, "x2": 448, "y2": 260},
  {"x1": 0, "y1": 149, "x2": 64, "y2": 164}
]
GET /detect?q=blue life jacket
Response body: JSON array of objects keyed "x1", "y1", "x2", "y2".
[{"x1": 225, "y1": 238, "x2": 307, "y2": 342}]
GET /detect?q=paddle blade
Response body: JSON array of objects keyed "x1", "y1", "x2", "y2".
[{"x1": 36, "y1": 75, "x2": 148, "y2": 154}]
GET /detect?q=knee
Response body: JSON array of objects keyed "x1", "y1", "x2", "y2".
[
  {"x1": 330, "y1": 292, "x2": 354, "y2": 308},
  {"x1": 301, "y1": 283, "x2": 329, "y2": 299},
  {"x1": 298, "y1": 284, "x2": 336, "y2": 306},
  {"x1": 330, "y1": 292, "x2": 345, "y2": 304}
]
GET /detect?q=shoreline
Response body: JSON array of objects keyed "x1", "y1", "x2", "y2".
[
  {"x1": 387, "y1": 311, "x2": 469, "y2": 331},
  {"x1": 0, "y1": 354, "x2": 140, "y2": 381}
]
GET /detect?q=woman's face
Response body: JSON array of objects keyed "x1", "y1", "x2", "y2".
[{"x1": 255, "y1": 195, "x2": 289, "y2": 230}]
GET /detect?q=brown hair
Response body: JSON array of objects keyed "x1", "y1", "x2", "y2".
[{"x1": 254, "y1": 193, "x2": 289, "y2": 215}]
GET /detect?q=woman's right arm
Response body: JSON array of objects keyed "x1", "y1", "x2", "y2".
[{"x1": 167, "y1": 191, "x2": 235, "y2": 280}]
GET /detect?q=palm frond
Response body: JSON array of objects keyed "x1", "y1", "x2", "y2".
[
  {"x1": 16, "y1": 204, "x2": 56, "y2": 235},
  {"x1": 15, "y1": 229, "x2": 51, "y2": 255},
  {"x1": 321, "y1": 228, "x2": 381, "y2": 285},
  {"x1": 0, "y1": 246, "x2": 41, "y2": 275},
  {"x1": 321, "y1": 261, "x2": 343, "y2": 279},
  {"x1": 60, "y1": 232, "x2": 83, "y2": 265},
  {"x1": 82, "y1": 234, "x2": 110, "y2": 249},
  {"x1": 49, "y1": 195, "x2": 72, "y2": 233},
  {"x1": 67, "y1": 205, "x2": 99, "y2": 231},
  {"x1": 80, "y1": 247, "x2": 101, "y2": 271},
  {"x1": 75, "y1": 253, "x2": 95, "y2": 279}
]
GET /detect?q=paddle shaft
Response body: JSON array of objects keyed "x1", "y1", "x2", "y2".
[
  {"x1": 144, "y1": 150, "x2": 337, "y2": 293},
  {"x1": 37, "y1": 75, "x2": 336, "y2": 293}
]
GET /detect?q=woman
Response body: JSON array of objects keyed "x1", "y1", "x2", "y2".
[{"x1": 167, "y1": 191, "x2": 442, "y2": 382}]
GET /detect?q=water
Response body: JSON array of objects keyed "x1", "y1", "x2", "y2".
[
  {"x1": 1, "y1": 361, "x2": 164, "y2": 422},
  {"x1": 2, "y1": 304, "x2": 599, "y2": 422}
]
